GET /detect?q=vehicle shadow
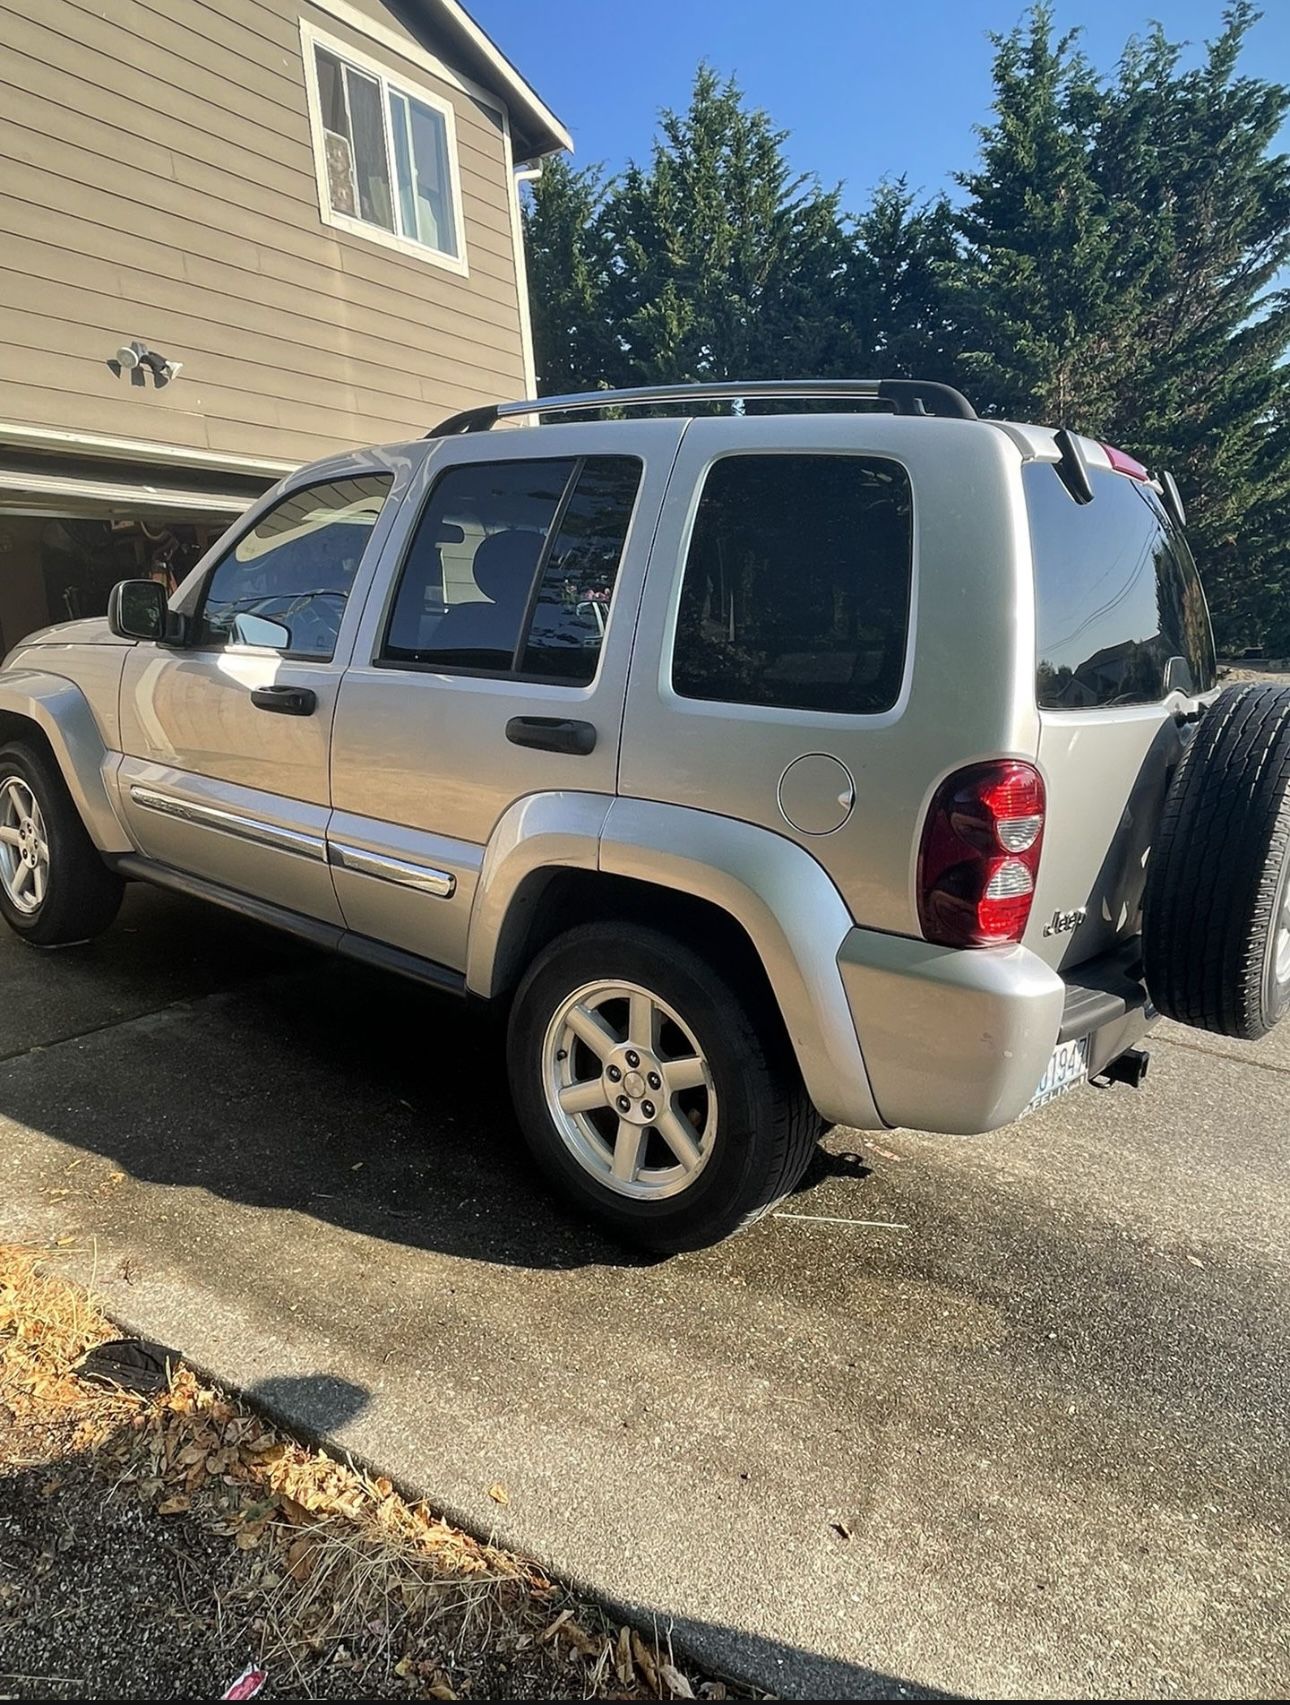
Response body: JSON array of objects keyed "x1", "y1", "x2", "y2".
[{"x1": 0, "y1": 888, "x2": 883, "y2": 1273}]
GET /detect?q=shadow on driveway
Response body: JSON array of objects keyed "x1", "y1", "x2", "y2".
[
  {"x1": 0, "y1": 888, "x2": 879, "y2": 1273},
  {"x1": 3, "y1": 888, "x2": 1287, "y2": 1701}
]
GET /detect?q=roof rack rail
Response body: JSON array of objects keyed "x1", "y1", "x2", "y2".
[{"x1": 427, "y1": 379, "x2": 977, "y2": 437}]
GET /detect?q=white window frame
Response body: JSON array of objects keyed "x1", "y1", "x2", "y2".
[{"x1": 299, "y1": 18, "x2": 469, "y2": 277}]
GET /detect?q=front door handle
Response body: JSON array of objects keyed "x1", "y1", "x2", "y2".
[
  {"x1": 251, "y1": 685, "x2": 317, "y2": 717},
  {"x1": 505, "y1": 716, "x2": 597, "y2": 756}
]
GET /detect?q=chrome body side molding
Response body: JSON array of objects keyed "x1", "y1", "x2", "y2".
[
  {"x1": 129, "y1": 786, "x2": 326, "y2": 863},
  {"x1": 327, "y1": 841, "x2": 457, "y2": 898}
]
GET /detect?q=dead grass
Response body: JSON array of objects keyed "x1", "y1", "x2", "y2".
[{"x1": 0, "y1": 1245, "x2": 742, "y2": 1700}]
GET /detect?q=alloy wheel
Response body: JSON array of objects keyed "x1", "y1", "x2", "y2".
[
  {"x1": 0, "y1": 777, "x2": 49, "y2": 916},
  {"x1": 542, "y1": 978, "x2": 716, "y2": 1200}
]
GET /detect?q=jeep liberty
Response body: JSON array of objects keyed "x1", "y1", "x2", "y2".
[{"x1": 2, "y1": 380, "x2": 1287, "y2": 1251}]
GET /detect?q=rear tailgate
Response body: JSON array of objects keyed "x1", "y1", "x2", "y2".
[{"x1": 1031, "y1": 707, "x2": 1184, "y2": 969}]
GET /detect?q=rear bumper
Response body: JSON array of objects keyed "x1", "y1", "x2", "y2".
[
  {"x1": 837, "y1": 929, "x2": 1153, "y2": 1134},
  {"x1": 1056, "y1": 940, "x2": 1156, "y2": 1078}
]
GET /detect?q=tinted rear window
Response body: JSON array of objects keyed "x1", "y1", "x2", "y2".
[
  {"x1": 672, "y1": 454, "x2": 913, "y2": 715},
  {"x1": 1027, "y1": 462, "x2": 1215, "y2": 709}
]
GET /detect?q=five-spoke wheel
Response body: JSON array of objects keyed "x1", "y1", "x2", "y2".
[
  {"x1": 510, "y1": 921, "x2": 820, "y2": 1252},
  {"x1": 0, "y1": 741, "x2": 123, "y2": 946}
]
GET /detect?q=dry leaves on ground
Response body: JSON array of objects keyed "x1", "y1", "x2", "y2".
[{"x1": 0, "y1": 1245, "x2": 745, "y2": 1700}]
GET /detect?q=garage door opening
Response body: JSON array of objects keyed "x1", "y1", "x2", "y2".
[{"x1": 0, "y1": 514, "x2": 231, "y2": 656}]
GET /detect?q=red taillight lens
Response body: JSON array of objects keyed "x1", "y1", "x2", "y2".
[
  {"x1": 1100, "y1": 442, "x2": 1151, "y2": 482},
  {"x1": 917, "y1": 760, "x2": 1046, "y2": 947}
]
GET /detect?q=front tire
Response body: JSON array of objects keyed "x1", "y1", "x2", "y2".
[
  {"x1": 0, "y1": 740, "x2": 124, "y2": 946},
  {"x1": 507, "y1": 922, "x2": 818, "y2": 1253}
]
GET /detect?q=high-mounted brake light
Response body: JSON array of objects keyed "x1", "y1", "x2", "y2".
[
  {"x1": 917, "y1": 760, "x2": 1046, "y2": 948},
  {"x1": 1100, "y1": 443, "x2": 1151, "y2": 482}
]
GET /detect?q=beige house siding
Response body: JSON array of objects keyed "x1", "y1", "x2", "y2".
[{"x1": 0, "y1": 0, "x2": 531, "y2": 469}]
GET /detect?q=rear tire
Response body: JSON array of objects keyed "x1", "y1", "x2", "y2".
[
  {"x1": 507, "y1": 922, "x2": 819, "y2": 1253},
  {"x1": 0, "y1": 740, "x2": 124, "y2": 946},
  {"x1": 1142, "y1": 685, "x2": 1290, "y2": 1039}
]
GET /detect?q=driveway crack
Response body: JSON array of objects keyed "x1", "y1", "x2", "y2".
[
  {"x1": 1155, "y1": 1031, "x2": 1290, "y2": 1077},
  {"x1": 0, "y1": 1000, "x2": 195, "y2": 1067}
]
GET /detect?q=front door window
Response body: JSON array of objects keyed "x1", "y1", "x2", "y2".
[{"x1": 196, "y1": 475, "x2": 393, "y2": 659}]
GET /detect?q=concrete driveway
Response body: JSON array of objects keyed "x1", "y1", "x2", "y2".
[{"x1": 1, "y1": 885, "x2": 1285, "y2": 1700}]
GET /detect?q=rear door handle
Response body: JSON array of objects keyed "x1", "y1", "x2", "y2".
[
  {"x1": 505, "y1": 716, "x2": 597, "y2": 755},
  {"x1": 251, "y1": 685, "x2": 316, "y2": 717}
]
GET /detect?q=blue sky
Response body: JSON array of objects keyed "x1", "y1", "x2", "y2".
[{"x1": 469, "y1": 0, "x2": 1290, "y2": 208}]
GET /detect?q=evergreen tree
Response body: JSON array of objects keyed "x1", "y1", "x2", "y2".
[
  {"x1": 1092, "y1": 4, "x2": 1290, "y2": 648},
  {"x1": 522, "y1": 155, "x2": 615, "y2": 394},
  {"x1": 598, "y1": 67, "x2": 859, "y2": 383},
  {"x1": 954, "y1": 3, "x2": 1290, "y2": 649},
  {"x1": 518, "y1": 10, "x2": 1290, "y2": 647},
  {"x1": 853, "y1": 181, "x2": 963, "y2": 379},
  {"x1": 954, "y1": 6, "x2": 1133, "y2": 426}
]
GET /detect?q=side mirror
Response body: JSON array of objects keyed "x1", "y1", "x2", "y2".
[
  {"x1": 230, "y1": 612, "x2": 292, "y2": 649},
  {"x1": 107, "y1": 579, "x2": 169, "y2": 642}
]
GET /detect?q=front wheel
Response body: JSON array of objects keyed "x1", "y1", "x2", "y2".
[
  {"x1": 507, "y1": 922, "x2": 819, "y2": 1252},
  {"x1": 0, "y1": 740, "x2": 124, "y2": 945}
]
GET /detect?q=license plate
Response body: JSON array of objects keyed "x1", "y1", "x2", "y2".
[{"x1": 1025, "y1": 1036, "x2": 1090, "y2": 1113}]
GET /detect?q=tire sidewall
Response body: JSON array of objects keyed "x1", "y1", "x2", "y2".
[
  {"x1": 1142, "y1": 685, "x2": 1290, "y2": 1040},
  {"x1": 508, "y1": 926, "x2": 776, "y2": 1246},
  {"x1": 0, "y1": 744, "x2": 62, "y2": 941}
]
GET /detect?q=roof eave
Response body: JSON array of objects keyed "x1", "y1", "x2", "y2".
[{"x1": 403, "y1": 0, "x2": 572, "y2": 160}]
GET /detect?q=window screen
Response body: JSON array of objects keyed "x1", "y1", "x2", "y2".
[
  {"x1": 198, "y1": 475, "x2": 392, "y2": 658},
  {"x1": 312, "y1": 40, "x2": 461, "y2": 261},
  {"x1": 672, "y1": 454, "x2": 913, "y2": 715},
  {"x1": 1027, "y1": 463, "x2": 1216, "y2": 709},
  {"x1": 382, "y1": 457, "x2": 641, "y2": 682}
]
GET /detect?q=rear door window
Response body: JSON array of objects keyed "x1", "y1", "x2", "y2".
[
  {"x1": 672, "y1": 454, "x2": 913, "y2": 715},
  {"x1": 1026, "y1": 462, "x2": 1216, "y2": 708},
  {"x1": 381, "y1": 456, "x2": 641, "y2": 683}
]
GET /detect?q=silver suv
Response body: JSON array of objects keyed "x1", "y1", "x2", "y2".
[{"x1": 3, "y1": 380, "x2": 1288, "y2": 1252}]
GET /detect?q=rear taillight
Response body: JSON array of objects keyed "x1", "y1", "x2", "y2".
[{"x1": 917, "y1": 760, "x2": 1046, "y2": 947}]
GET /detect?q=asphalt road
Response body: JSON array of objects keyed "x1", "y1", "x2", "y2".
[{"x1": 1, "y1": 886, "x2": 1286, "y2": 1699}]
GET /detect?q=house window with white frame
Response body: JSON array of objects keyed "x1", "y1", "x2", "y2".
[{"x1": 302, "y1": 25, "x2": 466, "y2": 272}]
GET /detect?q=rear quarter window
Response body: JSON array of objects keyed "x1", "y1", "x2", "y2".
[
  {"x1": 672, "y1": 453, "x2": 913, "y2": 715},
  {"x1": 1026, "y1": 462, "x2": 1216, "y2": 709}
]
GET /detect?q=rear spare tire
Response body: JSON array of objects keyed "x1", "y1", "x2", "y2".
[{"x1": 1142, "y1": 684, "x2": 1290, "y2": 1039}]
